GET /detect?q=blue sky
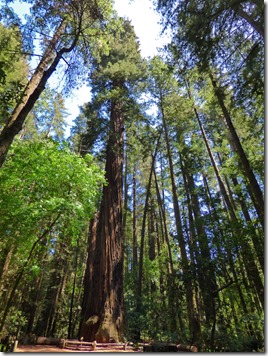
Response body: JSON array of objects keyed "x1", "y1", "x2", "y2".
[
  {"x1": 64, "y1": 0, "x2": 170, "y2": 135},
  {"x1": 113, "y1": 0, "x2": 169, "y2": 58}
]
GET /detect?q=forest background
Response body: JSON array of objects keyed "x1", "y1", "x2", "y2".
[{"x1": 0, "y1": 0, "x2": 265, "y2": 352}]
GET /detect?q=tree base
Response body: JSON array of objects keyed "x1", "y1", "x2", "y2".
[{"x1": 81, "y1": 313, "x2": 122, "y2": 343}]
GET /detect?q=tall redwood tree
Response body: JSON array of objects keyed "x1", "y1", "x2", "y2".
[{"x1": 80, "y1": 18, "x2": 144, "y2": 342}]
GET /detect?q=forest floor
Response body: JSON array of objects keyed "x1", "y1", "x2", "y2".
[{"x1": 15, "y1": 345, "x2": 139, "y2": 352}]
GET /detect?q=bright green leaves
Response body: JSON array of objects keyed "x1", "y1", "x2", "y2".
[{"x1": 0, "y1": 139, "x2": 105, "y2": 246}]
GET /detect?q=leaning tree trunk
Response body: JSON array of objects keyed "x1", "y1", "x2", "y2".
[
  {"x1": 0, "y1": 20, "x2": 65, "y2": 166},
  {"x1": 0, "y1": 18, "x2": 82, "y2": 167},
  {"x1": 209, "y1": 73, "x2": 264, "y2": 227},
  {"x1": 80, "y1": 99, "x2": 125, "y2": 343}
]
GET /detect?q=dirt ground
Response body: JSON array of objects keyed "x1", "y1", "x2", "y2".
[
  {"x1": 16, "y1": 345, "x2": 76, "y2": 353},
  {"x1": 15, "y1": 345, "x2": 140, "y2": 352}
]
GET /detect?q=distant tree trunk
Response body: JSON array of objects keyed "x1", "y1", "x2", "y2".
[
  {"x1": 79, "y1": 213, "x2": 99, "y2": 339},
  {"x1": 68, "y1": 243, "x2": 79, "y2": 339},
  {"x1": 132, "y1": 164, "x2": 138, "y2": 270},
  {"x1": 191, "y1": 105, "x2": 236, "y2": 217},
  {"x1": 122, "y1": 149, "x2": 129, "y2": 277},
  {"x1": 136, "y1": 156, "x2": 155, "y2": 340},
  {"x1": 25, "y1": 271, "x2": 44, "y2": 334},
  {"x1": 19, "y1": 245, "x2": 48, "y2": 335},
  {"x1": 80, "y1": 98, "x2": 125, "y2": 342},
  {"x1": 180, "y1": 152, "x2": 216, "y2": 336},
  {"x1": 148, "y1": 198, "x2": 156, "y2": 262},
  {"x1": 148, "y1": 197, "x2": 157, "y2": 292},
  {"x1": 207, "y1": 147, "x2": 265, "y2": 309},
  {"x1": 180, "y1": 159, "x2": 202, "y2": 344},
  {"x1": 137, "y1": 168, "x2": 152, "y2": 314},
  {"x1": 153, "y1": 167, "x2": 174, "y2": 275}
]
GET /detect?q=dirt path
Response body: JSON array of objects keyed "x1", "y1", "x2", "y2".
[
  {"x1": 16, "y1": 345, "x2": 76, "y2": 352},
  {"x1": 16, "y1": 345, "x2": 139, "y2": 352}
]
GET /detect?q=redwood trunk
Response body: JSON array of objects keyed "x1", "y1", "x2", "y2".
[{"x1": 80, "y1": 99, "x2": 125, "y2": 342}]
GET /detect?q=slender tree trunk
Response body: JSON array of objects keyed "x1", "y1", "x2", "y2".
[
  {"x1": 49, "y1": 271, "x2": 68, "y2": 337},
  {"x1": 180, "y1": 159, "x2": 202, "y2": 344},
  {"x1": 148, "y1": 197, "x2": 156, "y2": 263},
  {"x1": 209, "y1": 73, "x2": 264, "y2": 227},
  {"x1": 122, "y1": 149, "x2": 129, "y2": 277},
  {"x1": 79, "y1": 213, "x2": 99, "y2": 339},
  {"x1": 37, "y1": 239, "x2": 70, "y2": 337},
  {"x1": 160, "y1": 95, "x2": 200, "y2": 345},
  {"x1": 0, "y1": 245, "x2": 15, "y2": 308},
  {"x1": 132, "y1": 165, "x2": 138, "y2": 270},
  {"x1": 186, "y1": 86, "x2": 236, "y2": 217},
  {"x1": 68, "y1": 243, "x2": 79, "y2": 339},
  {"x1": 148, "y1": 197, "x2": 157, "y2": 294},
  {"x1": 0, "y1": 245, "x2": 14, "y2": 284},
  {"x1": 153, "y1": 167, "x2": 174, "y2": 275},
  {"x1": 26, "y1": 272, "x2": 44, "y2": 334}
]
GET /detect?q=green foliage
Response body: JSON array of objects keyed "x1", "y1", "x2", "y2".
[
  {"x1": 0, "y1": 137, "x2": 105, "y2": 258},
  {"x1": 0, "y1": 139, "x2": 105, "y2": 244},
  {"x1": 4, "y1": 308, "x2": 27, "y2": 336},
  {"x1": 89, "y1": 17, "x2": 146, "y2": 98}
]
